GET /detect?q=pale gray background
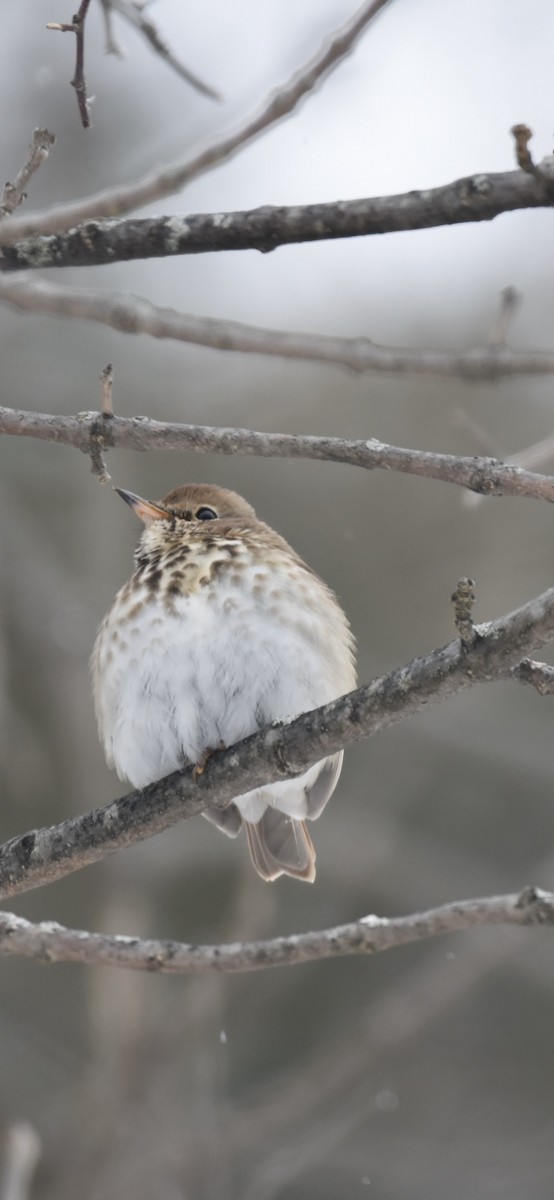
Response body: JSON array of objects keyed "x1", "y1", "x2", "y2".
[{"x1": 1, "y1": 2, "x2": 554, "y2": 1197}]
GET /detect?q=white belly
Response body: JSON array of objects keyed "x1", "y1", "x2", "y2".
[{"x1": 93, "y1": 561, "x2": 354, "y2": 821}]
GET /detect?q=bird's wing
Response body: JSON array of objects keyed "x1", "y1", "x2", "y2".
[{"x1": 303, "y1": 750, "x2": 344, "y2": 819}]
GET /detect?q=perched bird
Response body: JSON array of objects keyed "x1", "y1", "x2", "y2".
[{"x1": 92, "y1": 484, "x2": 356, "y2": 882}]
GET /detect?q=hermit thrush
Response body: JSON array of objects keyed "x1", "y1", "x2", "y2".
[{"x1": 92, "y1": 484, "x2": 356, "y2": 881}]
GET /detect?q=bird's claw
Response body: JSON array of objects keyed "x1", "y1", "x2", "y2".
[{"x1": 192, "y1": 741, "x2": 226, "y2": 780}]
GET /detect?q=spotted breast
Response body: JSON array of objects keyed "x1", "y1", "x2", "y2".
[{"x1": 92, "y1": 484, "x2": 356, "y2": 882}]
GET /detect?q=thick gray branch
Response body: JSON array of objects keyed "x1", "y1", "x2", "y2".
[
  {"x1": 0, "y1": 170, "x2": 553, "y2": 271},
  {"x1": 1, "y1": 276, "x2": 553, "y2": 382},
  {"x1": 1, "y1": 406, "x2": 554, "y2": 502},
  {"x1": 2, "y1": 586, "x2": 554, "y2": 900},
  {"x1": 0, "y1": 0, "x2": 391, "y2": 245},
  {"x1": 0, "y1": 888, "x2": 552, "y2": 974}
]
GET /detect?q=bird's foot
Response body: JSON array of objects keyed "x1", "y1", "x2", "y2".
[{"x1": 192, "y1": 741, "x2": 226, "y2": 780}]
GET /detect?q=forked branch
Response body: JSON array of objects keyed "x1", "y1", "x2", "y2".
[
  {"x1": 101, "y1": 0, "x2": 221, "y2": 99},
  {"x1": 1, "y1": 0, "x2": 392, "y2": 243}
]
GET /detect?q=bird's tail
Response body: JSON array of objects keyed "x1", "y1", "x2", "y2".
[{"x1": 245, "y1": 809, "x2": 316, "y2": 882}]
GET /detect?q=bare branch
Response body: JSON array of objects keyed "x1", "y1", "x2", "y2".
[
  {"x1": 0, "y1": 0, "x2": 392, "y2": 244},
  {"x1": 2, "y1": 168, "x2": 554, "y2": 271},
  {"x1": 0, "y1": 888, "x2": 552, "y2": 975},
  {"x1": 0, "y1": 130, "x2": 56, "y2": 220},
  {"x1": 1, "y1": 276, "x2": 553, "y2": 382},
  {"x1": 1, "y1": 405, "x2": 554, "y2": 503},
  {"x1": 47, "y1": 0, "x2": 93, "y2": 129},
  {"x1": 2, "y1": 583, "x2": 554, "y2": 900},
  {"x1": 106, "y1": 0, "x2": 221, "y2": 100}
]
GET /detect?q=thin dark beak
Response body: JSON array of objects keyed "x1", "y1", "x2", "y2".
[{"x1": 114, "y1": 488, "x2": 169, "y2": 524}]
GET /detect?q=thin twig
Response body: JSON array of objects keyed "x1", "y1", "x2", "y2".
[
  {"x1": 1, "y1": 276, "x2": 553, "y2": 382},
  {"x1": 88, "y1": 442, "x2": 109, "y2": 480},
  {"x1": 2, "y1": 169, "x2": 554, "y2": 270},
  {"x1": 0, "y1": 888, "x2": 552, "y2": 975},
  {"x1": 100, "y1": 362, "x2": 114, "y2": 416},
  {"x1": 488, "y1": 285, "x2": 520, "y2": 346},
  {"x1": 451, "y1": 577, "x2": 477, "y2": 647},
  {"x1": 88, "y1": 405, "x2": 113, "y2": 483},
  {"x1": 2, "y1": 406, "x2": 554, "y2": 504},
  {"x1": 47, "y1": 0, "x2": 93, "y2": 129},
  {"x1": 98, "y1": 0, "x2": 122, "y2": 56},
  {"x1": 71, "y1": 0, "x2": 93, "y2": 127},
  {"x1": 451, "y1": 410, "x2": 497, "y2": 453},
  {"x1": 88, "y1": 363, "x2": 114, "y2": 481},
  {"x1": 510, "y1": 433, "x2": 554, "y2": 471},
  {"x1": 100, "y1": 360, "x2": 113, "y2": 417},
  {"x1": 0, "y1": 0, "x2": 397, "y2": 244},
  {"x1": 0, "y1": 130, "x2": 56, "y2": 220},
  {"x1": 511, "y1": 123, "x2": 537, "y2": 175},
  {"x1": 2, "y1": 583, "x2": 554, "y2": 899},
  {"x1": 106, "y1": 0, "x2": 221, "y2": 100},
  {"x1": 85, "y1": 362, "x2": 113, "y2": 480}
]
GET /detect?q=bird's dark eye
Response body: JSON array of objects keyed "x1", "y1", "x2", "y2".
[{"x1": 195, "y1": 506, "x2": 218, "y2": 521}]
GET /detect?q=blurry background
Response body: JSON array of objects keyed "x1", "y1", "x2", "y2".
[{"x1": 2, "y1": 1, "x2": 554, "y2": 1196}]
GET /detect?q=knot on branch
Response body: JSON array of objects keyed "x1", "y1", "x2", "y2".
[
  {"x1": 467, "y1": 459, "x2": 505, "y2": 496},
  {"x1": 2, "y1": 831, "x2": 37, "y2": 885},
  {"x1": 515, "y1": 885, "x2": 554, "y2": 924},
  {"x1": 513, "y1": 658, "x2": 554, "y2": 694}
]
